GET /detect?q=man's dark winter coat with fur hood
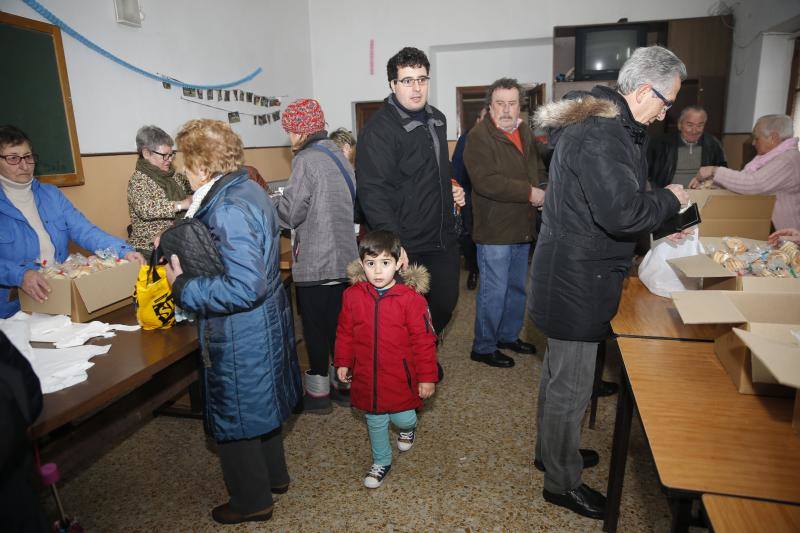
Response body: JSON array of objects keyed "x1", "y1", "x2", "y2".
[
  {"x1": 528, "y1": 85, "x2": 680, "y2": 342},
  {"x1": 334, "y1": 262, "x2": 438, "y2": 414}
]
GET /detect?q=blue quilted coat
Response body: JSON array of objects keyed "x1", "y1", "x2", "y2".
[{"x1": 172, "y1": 170, "x2": 302, "y2": 442}]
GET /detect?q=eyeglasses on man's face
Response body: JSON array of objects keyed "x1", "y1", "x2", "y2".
[
  {"x1": 0, "y1": 153, "x2": 37, "y2": 165},
  {"x1": 394, "y1": 76, "x2": 430, "y2": 88},
  {"x1": 148, "y1": 149, "x2": 178, "y2": 161},
  {"x1": 650, "y1": 87, "x2": 674, "y2": 112}
]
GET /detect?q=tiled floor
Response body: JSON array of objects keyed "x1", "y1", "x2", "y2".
[{"x1": 43, "y1": 271, "x2": 675, "y2": 531}]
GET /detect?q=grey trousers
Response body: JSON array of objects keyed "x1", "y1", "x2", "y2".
[
  {"x1": 217, "y1": 427, "x2": 289, "y2": 513},
  {"x1": 535, "y1": 338, "x2": 598, "y2": 493}
]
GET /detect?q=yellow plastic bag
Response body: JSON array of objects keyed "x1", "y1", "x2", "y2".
[{"x1": 134, "y1": 263, "x2": 175, "y2": 330}]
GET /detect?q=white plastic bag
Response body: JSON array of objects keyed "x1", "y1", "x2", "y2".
[{"x1": 639, "y1": 229, "x2": 705, "y2": 297}]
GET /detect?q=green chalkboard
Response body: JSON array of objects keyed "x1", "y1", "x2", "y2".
[{"x1": 0, "y1": 12, "x2": 83, "y2": 186}]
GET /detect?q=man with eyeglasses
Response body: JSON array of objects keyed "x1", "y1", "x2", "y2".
[
  {"x1": 356, "y1": 46, "x2": 465, "y2": 339},
  {"x1": 0, "y1": 125, "x2": 145, "y2": 318},
  {"x1": 648, "y1": 104, "x2": 727, "y2": 188},
  {"x1": 527, "y1": 46, "x2": 690, "y2": 519}
]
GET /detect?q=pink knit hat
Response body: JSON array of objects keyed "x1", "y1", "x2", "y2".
[{"x1": 281, "y1": 98, "x2": 325, "y2": 134}]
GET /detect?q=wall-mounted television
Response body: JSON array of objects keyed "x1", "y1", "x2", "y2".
[{"x1": 574, "y1": 24, "x2": 648, "y2": 81}]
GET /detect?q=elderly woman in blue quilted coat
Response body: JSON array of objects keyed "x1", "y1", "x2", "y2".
[{"x1": 165, "y1": 119, "x2": 302, "y2": 526}]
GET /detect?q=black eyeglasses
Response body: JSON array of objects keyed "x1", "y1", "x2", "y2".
[
  {"x1": 0, "y1": 153, "x2": 38, "y2": 165},
  {"x1": 148, "y1": 149, "x2": 178, "y2": 161},
  {"x1": 650, "y1": 87, "x2": 674, "y2": 111},
  {"x1": 394, "y1": 76, "x2": 430, "y2": 87}
]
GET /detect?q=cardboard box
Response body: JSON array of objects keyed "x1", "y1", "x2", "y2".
[
  {"x1": 19, "y1": 261, "x2": 139, "y2": 322},
  {"x1": 672, "y1": 291, "x2": 800, "y2": 396},
  {"x1": 687, "y1": 190, "x2": 775, "y2": 240},
  {"x1": 732, "y1": 326, "x2": 800, "y2": 434},
  {"x1": 667, "y1": 237, "x2": 800, "y2": 292}
]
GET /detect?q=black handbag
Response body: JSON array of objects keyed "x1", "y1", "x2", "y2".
[{"x1": 157, "y1": 217, "x2": 224, "y2": 278}]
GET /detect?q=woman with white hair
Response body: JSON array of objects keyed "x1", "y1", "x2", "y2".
[{"x1": 691, "y1": 114, "x2": 799, "y2": 230}]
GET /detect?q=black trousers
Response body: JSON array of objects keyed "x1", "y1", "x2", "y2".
[
  {"x1": 295, "y1": 284, "x2": 347, "y2": 375},
  {"x1": 217, "y1": 427, "x2": 289, "y2": 514},
  {"x1": 407, "y1": 246, "x2": 460, "y2": 335},
  {"x1": 459, "y1": 233, "x2": 478, "y2": 274}
]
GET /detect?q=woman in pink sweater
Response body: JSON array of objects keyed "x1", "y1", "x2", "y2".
[{"x1": 690, "y1": 114, "x2": 799, "y2": 230}]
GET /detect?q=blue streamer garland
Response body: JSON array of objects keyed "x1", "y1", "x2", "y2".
[{"x1": 20, "y1": 0, "x2": 262, "y2": 90}]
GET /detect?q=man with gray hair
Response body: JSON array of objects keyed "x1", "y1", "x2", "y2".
[
  {"x1": 528, "y1": 46, "x2": 689, "y2": 519},
  {"x1": 648, "y1": 104, "x2": 727, "y2": 187},
  {"x1": 691, "y1": 113, "x2": 799, "y2": 230}
]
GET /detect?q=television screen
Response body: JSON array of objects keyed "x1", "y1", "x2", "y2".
[{"x1": 575, "y1": 25, "x2": 647, "y2": 80}]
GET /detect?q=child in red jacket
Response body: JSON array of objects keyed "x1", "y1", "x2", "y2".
[{"x1": 334, "y1": 230, "x2": 438, "y2": 488}]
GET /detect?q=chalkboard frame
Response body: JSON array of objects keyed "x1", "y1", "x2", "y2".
[{"x1": 0, "y1": 12, "x2": 84, "y2": 187}]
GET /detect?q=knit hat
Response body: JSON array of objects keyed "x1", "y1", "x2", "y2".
[{"x1": 281, "y1": 99, "x2": 325, "y2": 134}]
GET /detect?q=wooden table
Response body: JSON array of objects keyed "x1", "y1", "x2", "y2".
[
  {"x1": 611, "y1": 277, "x2": 729, "y2": 341},
  {"x1": 604, "y1": 338, "x2": 800, "y2": 532},
  {"x1": 32, "y1": 305, "x2": 199, "y2": 438},
  {"x1": 702, "y1": 494, "x2": 800, "y2": 533}
]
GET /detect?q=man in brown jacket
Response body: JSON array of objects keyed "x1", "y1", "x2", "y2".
[{"x1": 464, "y1": 78, "x2": 545, "y2": 368}]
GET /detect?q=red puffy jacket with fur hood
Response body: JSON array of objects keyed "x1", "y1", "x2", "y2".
[{"x1": 334, "y1": 261, "x2": 438, "y2": 414}]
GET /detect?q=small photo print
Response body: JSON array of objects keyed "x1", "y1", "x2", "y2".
[
  {"x1": 253, "y1": 95, "x2": 261, "y2": 106},
  {"x1": 228, "y1": 112, "x2": 241, "y2": 124},
  {"x1": 262, "y1": 97, "x2": 268, "y2": 107},
  {"x1": 162, "y1": 81, "x2": 171, "y2": 90},
  {"x1": 265, "y1": 114, "x2": 272, "y2": 124},
  {"x1": 246, "y1": 92, "x2": 253, "y2": 103},
  {"x1": 233, "y1": 90, "x2": 239, "y2": 101},
  {"x1": 268, "y1": 98, "x2": 280, "y2": 107},
  {"x1": 253, "y1": 115, "x2": 259, "y2": 125},
  {"x1": 239, "y1": 90, "x2": 245, "y2": 101},
  {"x1": 224, "y1": 90, "x2": 230, "y2": 101},
  {"x1": 182, "y1": 87, "x2": 196, "y2": 97},
  {"x1": 217, "y1": 90, "x2": 222, "y2": 101},
  {"x1": 206, "y1": 89, "x2": 213, "y2": 100},
  {"x1": 272, "y1": 111, "x2": 281, "y2": 122},
  {"x1": 195, "y1": 89, "x2": 204, "y2": 98}
]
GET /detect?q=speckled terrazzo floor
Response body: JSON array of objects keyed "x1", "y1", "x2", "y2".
[{"x1": 42, "y1": 267, "x2": 678, "y2": 532}]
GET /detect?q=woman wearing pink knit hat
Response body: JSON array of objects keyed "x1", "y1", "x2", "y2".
[{"x1": 274, "y1": 98, "x2": 359, "y2": 413}]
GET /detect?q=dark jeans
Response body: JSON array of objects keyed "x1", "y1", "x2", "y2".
[
  {"x1": 295, "y1": 284, "x2": 347, "y2": 375},
  {"x1": 407, "y1": 246, "x2": 460, "y2": 335},
  {"x1": 535, "y1": 338, "x2": 598, "y2": 493},
  {"x1": 217, "y1": 427, "x2": 289, "y2": 514}
]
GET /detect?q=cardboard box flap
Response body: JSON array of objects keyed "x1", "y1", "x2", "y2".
[
  {"x1": 687, "y1": 189, "x2": 736, "y2": 210},
  {"x1": 72, "y1": 262, "x2": 139, "y2": 313},
  {"x1": 18, "y1": 277, "x2": 72, "y2": 315},
  {"x1": 668, "y1": 254, "x2": 734, "y2": 279},
  {"x1": 700, "y1": 195, "x2": 775, "y2": 219},
  {"x1": 672, "y1": 291, "x2": 746, "y2": 324},
  {"x1": 739, "y1": 277, "x2": 800, "y2": 293},
  {"x1": 733, "y1": 326, "x2": 800, "y2": 388},
  {"x1": 698, "y1": 236, "x2": 768, "y2": 253},
  {"x1": 672, "y1": 291, "x2": 800, "y2": 324}
]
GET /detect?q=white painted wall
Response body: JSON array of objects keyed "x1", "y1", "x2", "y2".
[
  {"x1": 724, "y1": 0, "x2": 800, "y2": 132},
  {"x1": 753, "y1": 33, "x2": 796, "y2": 123},
  {"x1": 1, "y1": 0, "x2": 313, "y2": 152},
  {"x1": 307, "y1": 0, "x2": 721, "y2": 140}
]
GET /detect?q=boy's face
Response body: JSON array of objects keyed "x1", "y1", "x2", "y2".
[{"x1": 361, "y1": 251, "x2": 398, "y2": 290}]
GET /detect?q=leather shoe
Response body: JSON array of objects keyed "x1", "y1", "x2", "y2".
[
  {"x1": 497, "y1": 338, "x2": 537, "y2": 354},
  {"x1": 211, "y1": 502, "x2": 274, "y2": 524},
  {"x1": 470, "y1": 350, "x2": 515, "y2": 368},
  {"x1": 466, "y1": 271, "x2": 478, "y2": 290},
  {"x1": 543, "y1": 483, "x2": 606, "y2": 520},
  {"x1": 534, "y1": 449, "x2": 599, "y2": 472},
  {"x1": 597, "y1": 380, "x2": 619, "y2": 397}
]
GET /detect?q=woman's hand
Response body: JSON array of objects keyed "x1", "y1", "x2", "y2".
[
  {"x1": 768, "y1": 228, "x2": 800, "y2": 246},
  {"x1": 452, "y1": 183, "x2": 466, "y2": 207},
  {"x1": 21, "y1": 270, "x2": 51, "y2": 303},
  {"x1": 165, "y1": 254, "x2": 183, "y2": 285},
  {"x1": 124, "y1": 251, "x2": 146, "y2": 266}
]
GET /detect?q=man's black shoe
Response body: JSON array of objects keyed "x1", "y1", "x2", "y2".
[
  {"x1": 597, "y1": 380, "x2": 619, "y2": 397},
  {"x1": 496, "y1": 339, "x2": 537, "y2": 354},
  {"x1": 542, "y1": 483, "x2": 606, "y2": 520},
  {"x1": 534, "y1": 449, "x2": 599, "y2": 472},
  {"x1": 470, "y1": 350, "x2": 515, "y2": 368},
  {"x1": 466, "y1": 271, "x2": 478, "y2": 290}
]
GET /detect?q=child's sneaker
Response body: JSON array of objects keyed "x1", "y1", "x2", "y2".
[
  {"x1": 397, "y1": 428, "x2": 416, "y2": 451},
  {"x1": 363, "y1": 464, "x2": 391, "y2": 488}
]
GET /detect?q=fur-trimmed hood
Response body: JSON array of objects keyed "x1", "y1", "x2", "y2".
[
  {"x1": 533, "y1": 95, "x2": 619, "y2": 130},
  {"x1": 346, "y1": 260, "x2": 430, "y2": 295}
]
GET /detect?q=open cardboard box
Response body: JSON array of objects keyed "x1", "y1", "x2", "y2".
[
  {"x1": 19, "y1": 261, "x2": 139, "y2": 322},
  {"x1": 667, "y1": 237, "x2": 800, "y2": 291},
  {"x1": 672, "y1": 290, "x2": 800, "y2": 397},
  {"x1": 733, "y1": 326, "x2": 800, "y2": 434},
  {"x1": 687, "y1": 190, "x2": 775, "y2": 240}
]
